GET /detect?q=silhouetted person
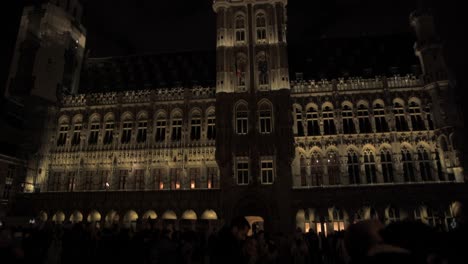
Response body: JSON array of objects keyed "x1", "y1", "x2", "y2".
[{"x1": 211, "y1": 216, "x2": 251, "y2": 264}]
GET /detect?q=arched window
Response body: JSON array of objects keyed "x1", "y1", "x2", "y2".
[
  {"x1": 323, "y1": 106, "x2": 336, "y2": 135},
  {"x1": 57, "y1": 118, "x2": 69, "y2": 146},
  {"x1": 347, "y1": 150, "x2": 360, "y2": 184},
  {"x1": 235, "y1": 103, "x2": 248, "y2": 135},
  {"x1": 373, "y1": 103, "x2": 388, "y2": 132},
  {"x1": 402, "y1": 148, "x2": 415, "y2": 182},
  {"x1": 171, "y1": 112, "x2": 182, "y2": 141},
  {"x1": 310, "y1": 151, "x2": 323, "y2": 186},
  {"x1": 259, "y1": 102, "x2": 272, "y2": 134},
  {"x1": 256, "y1": 13, "x2": 267, "y2": 42},
  {"x1": 235, "y1": 15, "x2": 246, "y2": 43},
  {"x1": 393, "y1": 102, "x2": 409, "y2": 131},
  {"x1": 331, "y1": 208, "x2": 346, "y2": 231},
  {"x1": 207, "y1": 110, "x2": 216, "y2": 140},
  {"x1": 426, "y1": 207, "x2": 439, "y2": 227},
  {"x1": 363, "y1": 149, "x2": 377, "y2": 184},
  {"x1": 300, "y1": 156, "x2": 307, "y2": 186},
  {"x1": 409, "y1": 101, "x2": 426, "y2": 131},
  {"x1": 295, "y1": 108, "x2": 304, "y2": 136},
  {"x1": 88, "y1": 116, "x2": 100, "y2": 145},
  {"x1": 155, "y1": 113, "x2": 167, "y2": 142},
  {"x1": 103, "y1": 114, "x2": 115, "y2": 145},
  {"x1": 342, "y1": 105, "x2": 356, "y2": 134},
  {"x1": 357, "y1": 104, "x2": 372, "y2": 133},
  {"x1": 190, "y1": 111, "x2": 201, "y2": 141},
  {"x1": 235, "y1": 54, "x2": 247, "y2": 91},
  {"x1": 418, "y1": 147, "x2": 433, "y2": 181},
  {"x1": 435, "y1": 151, "x2": 445, "y2": 181},
  {"x1": 327, "y1": 151, "x2": 340, "y2": 185},
  {"x1": 386, "y1": 206, "x2": 400, "y2": 224},
  {"x1": 71, "y1": 117, "x2": 82, "y2": 146},
  {"x1": 306, "y1": 107, "x2": 320, "y2": 136},
  {"x1": 424, "y1": 106, "x2": 434, "y2": 130},
  {"x1": 380, "y1": 149, "x2": 394, "y2": 183},
  {"x1": 121, "y1": 115, "x2": 133, "y2": 144},
  {"x1": 136, "y1": 115, "x2": 147, "y2": 143},
  {"x1": 257, "y1": 53, "x2": 269, "y2": 88}
]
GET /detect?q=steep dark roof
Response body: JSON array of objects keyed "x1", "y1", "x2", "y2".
[
  {"x1": 79, "y1": 50, "x2": 216, "y2": 93},
  {"x1": 79, "y1": 34, "x2": 420, "y2": 93}
]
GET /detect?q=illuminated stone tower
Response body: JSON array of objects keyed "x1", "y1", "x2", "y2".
[
  {"x1": 5, "y1": 0, "x2": 86, "y2": 103},
  {"x1": 213, "y1": 0, "x2": 294, "y2": 231}
]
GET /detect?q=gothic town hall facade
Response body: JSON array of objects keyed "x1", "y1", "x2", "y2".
[{"x1": 3, "y1": 0, "x2": 467, "y2": 233}]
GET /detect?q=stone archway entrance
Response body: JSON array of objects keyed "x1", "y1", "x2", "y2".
[
  {"x1": 232, "y1": 194, "x2": 271, "y2": 234},
  {"x1": 245, "y1": 216, "x2": 264, "y2": 236}
]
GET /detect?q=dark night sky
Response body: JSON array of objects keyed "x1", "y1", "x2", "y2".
[{"x1": 1, "y1": 0, "x2": 465, "y2": 88}]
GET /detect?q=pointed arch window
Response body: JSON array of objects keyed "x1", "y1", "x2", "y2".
[
  {"x1": 121, "y1": 119, "x2": 133, "y2": 144},
  {"x1": 259, "y1": 102, "x2": 272, "y2": 134},
  {"x1": 327, "y1": 151, "x2": 340, "y2": 185},
  {"x1": 300, "y1": 156, "x2": 307, "y2": 186},
  {"x1": 256, "y1": 13, "x2": 267, "y2": 42},
  {"x1": 424, "y1": 106, "x2": 434, "y2": 130},
  {"x1": 257, "y1": 53, "x2": 269, "y2": 88},
  {"x1": 386, "y1": 206, "x2": 400, "y2": 224},
  {"x1": 402, "y1": 148, "x2": 415, "y2": 182},
  {"x1": 190, "y1": 111, "x2": 202, "y2": 141},
  {"x1": 235, "y1": 15, "x2": 246, "y2": 43},
  {"x1": 57, "y1": 123, "x2": 69, "y2": 146},
  {"x1": 137, "y1": 119, "x2": 148, "y2": 143},
  {"x1": 426, "y1": 207, "x2": 439, "y2": 227},
  {"x1": 363, "y1": 149, "x2": 377, "y2": 184},
  {"x1": 306, "y1": 107, "x2": 320, "y2": 136},
  {"x1": 435, "y1": 151, "x2": 445, "y2": 181},
  {"x1": 235, "y1": 103, "x2": 248, "y2": 135},
  {"x1": 347, "y1": 150, "x2": 360, "y2": 184},
  {"x1": 373, "y1": 103, "x2": 388, "y2": 132},
  {"x1": 103, "y1": 117, "x2": 115, "y2": 145},
  {"x1": 331, "y1": 208, "x2": 345, "y2": 231},
  {"x1": 409, "y1": 101, "x2": 426, "y2": 131},
  {"x1": 418, "y1": 147, "x2": 433, "y2": 181},
  {"x1": 295, "y1": 108, "x2": 304, "y2": 136},
  {"x1": 342, "y1": 105, "x2": 356, "y2": 134},
  {"x1": 323, "y1": 106, "x2": 336, "y2": 135},
  {"x1": 155, "y1": 114, "x2": 167, "y2": 142},
  {"x1": 380, "y1": 149, "x2": 394, "y2": 183},
  {"x1": 71, "y1": 122, "x2": 82, "y2": 146},
  {"x1": 394, "y1": 102, "x2": 409, "y2": 131},
  {"x1": 171, "y1": 113, "x2": 182, "y2": 141},
  {"x1": 357, "y1": 104, "x2": 372, "y2": 133},
  {"x1": 88, "y1": 119, "x2": 100, "y2": 145},
  {"x1": 235, "y1": 54, "x2": 247, "y2": 90},
  {"x1": 207, "y1": 111, "x2": 216, "y2": 140},
  {"x1": 310, "y1": 152, "x2": 323, "y2": 186}
]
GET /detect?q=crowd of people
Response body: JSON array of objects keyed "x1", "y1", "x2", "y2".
[{"x1": 0, "y1": 216, "x2": 467, "y2": 264}]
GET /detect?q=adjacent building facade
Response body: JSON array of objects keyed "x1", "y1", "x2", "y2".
[{"x1": 5, "y1": 0, "x2": 467, "y2": 233}]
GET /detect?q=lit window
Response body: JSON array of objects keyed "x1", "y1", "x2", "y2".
[
  {"x1": 121, "y1": 122, "x2": 133, "y2": 144},
  {"x1": 136, "y1": 121, "x2": 147, "y2": 143},
  {"x1": 331, "y1": 208, "x2": 346, "y2": 231},
  {"x1": 236, "y1": 103, "x2": 248, "y2": 135},
  {"x1": 261, "y1": 160, "x2": 274, "y2": 184},
  {"x1": 99, "y1": 170, "x2": 109, "y2": 190},
  {"x1": 189, "y1": 168, "x2": 200, "y2": 189},
  {"x1": 152, "y1": 168, "x2": 164, "y2": 190},
  {"x1": 170, "y1": 168, "x2": 181, "y2": 189},
  {"x1": 259, "y1": 102, "x2": 272, "y2": 134},
  {"x1": 67, "y1": 171, "x2": 76, "y2": 192},
  {"x1": 88, "y1": 123, "x2": 100, "y2": 145},
  {"x1": 103, "y1": 122, "x2": 114, "y2": 145},
  {"x1": 237, "y1": 160, "x2": 249, "y2": 185},
  {"x1": 207, "y1": 167, "x2": 218, "y2": 189}
]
